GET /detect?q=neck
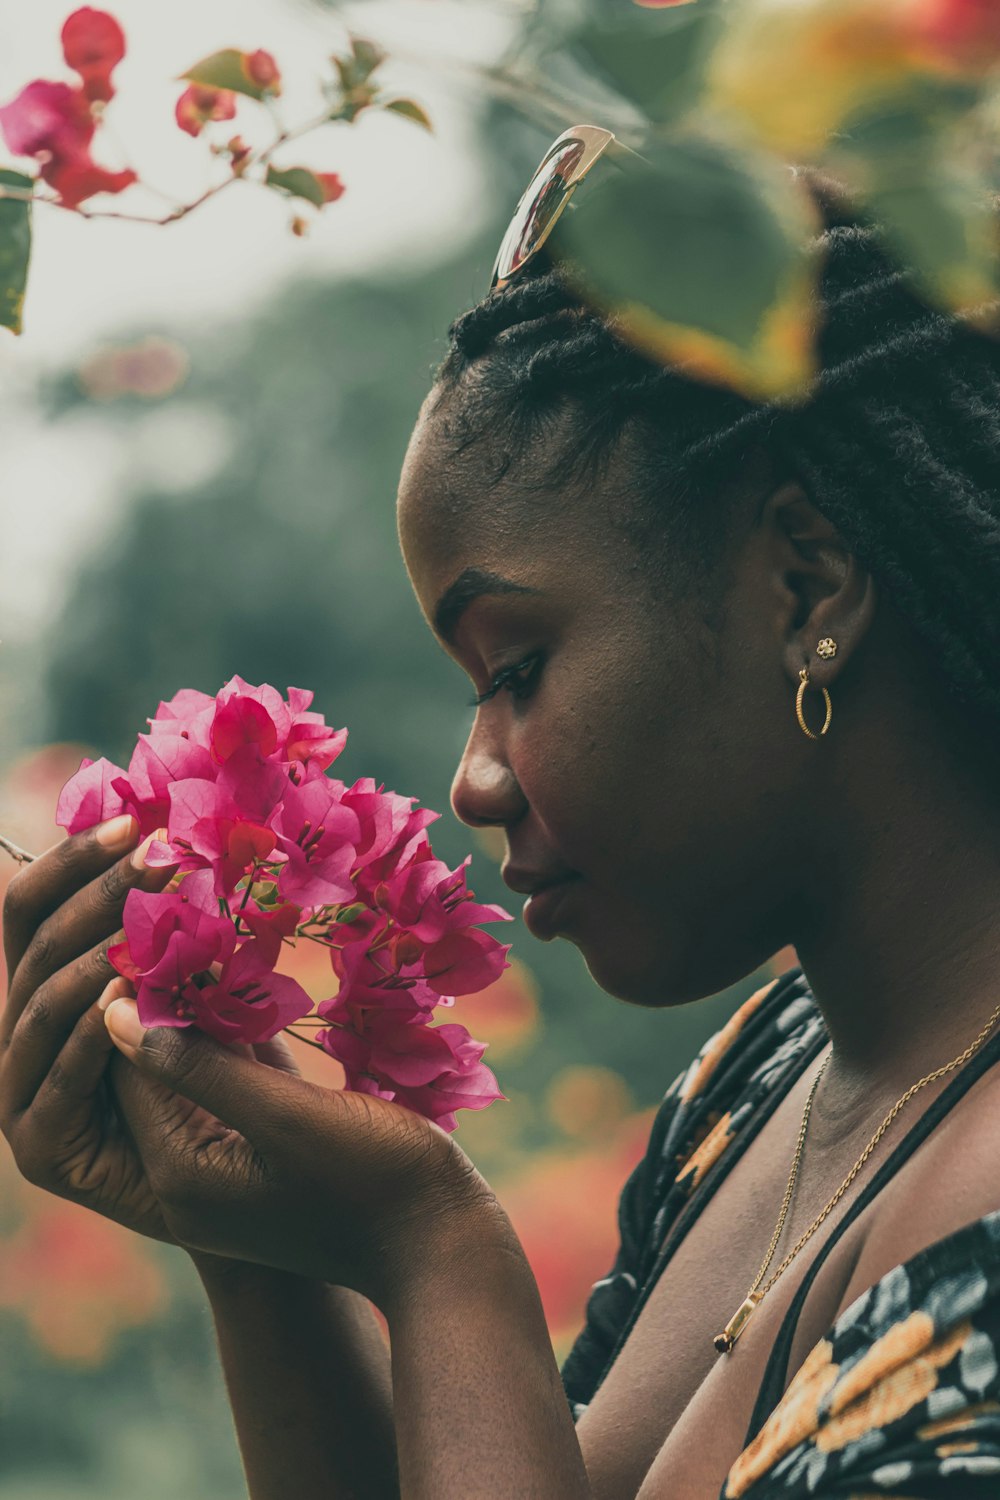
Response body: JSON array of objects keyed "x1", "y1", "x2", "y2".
[{"x1": 791, "y1": 698, "x2": 1000, "y2": 1098}]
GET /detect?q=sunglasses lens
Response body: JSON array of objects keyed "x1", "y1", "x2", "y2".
[{"x1": 492, "y1": 138, "x2": 586, "y2": 286}]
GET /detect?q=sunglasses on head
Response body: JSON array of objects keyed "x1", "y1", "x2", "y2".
[{"x1": 490, "y1": 124, "x2": 646, "y2": 292}]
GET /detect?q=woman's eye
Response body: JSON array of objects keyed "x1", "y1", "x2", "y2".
[{"x1": 469, "y1": 654, "x2": 543, "y2": 708}]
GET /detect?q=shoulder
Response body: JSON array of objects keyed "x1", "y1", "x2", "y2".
[
  {"x1": 843, "y1": 1054, "x2": 1000, "y2": 1319},
  {"x1": 728, "y1": 1211, "x2": 1000, "y2": 1498}
]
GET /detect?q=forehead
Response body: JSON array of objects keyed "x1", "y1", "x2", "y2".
[{"x1": 396, "y1": 385, "x2": 614, "y2": 612}]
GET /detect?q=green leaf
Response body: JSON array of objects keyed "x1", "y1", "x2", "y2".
[
  {"x1": 333, "y1": 902, "x2": 366, "y2": 926},
  {"x1": 332, "y1": 34, "x2": 386, "y2": 95},
  {"x1": 248, "y1": 879, "x2": 280, "y2": 906},
  {"x1": 182, "y1": 49, "x2": 267, "y2": 102},
  {"x1": 350, "y1": 35, "x2": 386, "y2": 83},
  {"x1": 265, "y1": 165, "x2": 326, "y2": 208},
  {"x1": 567, "y1": 0, "x2": 726, "y2": 124},
  {"x1": 554, "y1": 134, "x2": 823, "y2": 400},
  {"x1": 0, "y1": 170, "x2": 33, "y2": 336},
  {"x1": 829, "y1": 89, "x2": 1000, "y2": 314},
  {"x1": 382, "y1": 97, "x2": 433, "y2": 132}
]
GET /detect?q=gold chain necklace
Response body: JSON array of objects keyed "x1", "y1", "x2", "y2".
[{"x1": 713, "y1": 997, "x2": 1000, "y2": 1355}]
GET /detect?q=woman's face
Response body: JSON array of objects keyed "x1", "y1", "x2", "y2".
[{"x1": 397, "y1": 392, "x2": 808, "y2": 1009}]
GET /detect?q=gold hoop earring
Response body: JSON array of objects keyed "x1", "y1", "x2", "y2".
[{"x1": 796, "y1": 666, "x2": 832, "y2": 740}]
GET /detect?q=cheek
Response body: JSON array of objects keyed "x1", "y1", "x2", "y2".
[{"x1": 510, "y1": 648, "x2": 710, "y2": 868}]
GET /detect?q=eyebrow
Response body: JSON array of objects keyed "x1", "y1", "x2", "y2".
[{"x1": 433, "y1": 567, "x2": 541, "y2": 644}]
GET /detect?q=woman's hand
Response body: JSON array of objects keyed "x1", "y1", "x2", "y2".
[
  {"x1": 0, "y1": 818, "x2": 300, "y2": 1252},
  {"x1": 102, "y1": 995, "x2": 497, "y2": 1311}
]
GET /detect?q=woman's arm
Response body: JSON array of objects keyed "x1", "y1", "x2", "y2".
[
  {"x1": 192, "y1": 1253, "x2": 399, "y2": 1500},
  {"x1": 100, "y1": 1010, "x2": 591, "y2": 1498},
  {"x1": 384, "y1": 1200, "x2": 591, "y2": 1500}
]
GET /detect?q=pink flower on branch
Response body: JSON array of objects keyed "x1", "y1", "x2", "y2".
[
  {"x1": 56, "y1": 676, "x2": 510, "y2": 1131},
  {"x1": 244, "y1": 50, "x2": 281, "y2": 94},
  {"x1": 61, "y1": 7, "x2": 126, "y2": 105},
  {"x1": 0, "y1": 78, "x2": 135, "y2": 209},
  {"x1": 321, "y1": 1013, "x2": 505, "y2": 1134},
  {"x1": 175, "y1": 84, "x2": 237, "y2": 139},
  {"x1": 315, "y1": 172, "x2": 345, "y2": 204},
  {"x1": 0, "y1": 11, "x2": 136, "y2": 210}
]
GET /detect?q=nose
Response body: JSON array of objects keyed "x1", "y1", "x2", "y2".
[{"x1": 450, "y1": 728, "x2": 526, "y2": 829}]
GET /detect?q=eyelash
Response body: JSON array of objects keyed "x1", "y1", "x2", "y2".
[{"x1": 469, "y1": 654, "x2": 543, "y2": 708}]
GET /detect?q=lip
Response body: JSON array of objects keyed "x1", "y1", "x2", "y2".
[{"x1": 522, "y1": 875, "x2": 582, "y2": 940}]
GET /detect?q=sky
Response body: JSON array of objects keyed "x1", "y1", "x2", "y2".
[{"x1": 0, "y1": 0, "x2": 518, "y2": 658}]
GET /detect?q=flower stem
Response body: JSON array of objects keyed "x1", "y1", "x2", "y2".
[
  {"x1": 284, "y1": 1027, "x2": 330, "y2": 1054},
  {"x1": 0, "y1": 833, "x2": 36, "y2": 865}
]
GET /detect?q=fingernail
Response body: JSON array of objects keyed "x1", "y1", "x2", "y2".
[
  {"x1": 96, "y1": 814, "x2": 138, "y2": 851},
  {"x1": 131, "y1": 827, "x2": 169, "y2": 871},
  {"x1": 97, "y1": 979, "x2": 129, "y2": 1013},
  {"x1": 104, "y1": 998, "x2": 146, "y2": 1048}
]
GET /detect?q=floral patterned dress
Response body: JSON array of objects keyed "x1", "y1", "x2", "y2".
[{"x1": 560, "y1": 965, "x2": 1000, "y2": 1497}]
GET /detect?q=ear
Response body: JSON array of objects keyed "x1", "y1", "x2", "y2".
[{"x1": 761, "y1": 480, "x2": 878, "y2": 688}]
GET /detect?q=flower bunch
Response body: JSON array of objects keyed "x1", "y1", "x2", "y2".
[
  {"x1": 56, "y1": 677, "x2": 510, "y2": 1132},
  {"x1": 0, "y1": 8, "x2": 135, "y2": 209}
]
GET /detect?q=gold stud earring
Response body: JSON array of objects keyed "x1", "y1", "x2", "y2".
[{"x1": 797, "y1": 639, "x2": 839, "y2": 744}]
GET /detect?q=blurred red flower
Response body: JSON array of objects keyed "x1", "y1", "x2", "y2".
[{"x1": 61, "y1": 7, "x2": 127, "y2": 105}]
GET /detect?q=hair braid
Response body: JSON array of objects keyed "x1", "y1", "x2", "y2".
[{"x1": 432, "y1": 171, "x2": 1000, "y2": 728}]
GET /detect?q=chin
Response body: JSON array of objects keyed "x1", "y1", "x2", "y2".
[{"x1": 575, "y1": 940, "x2": 701, "y2": 1010}]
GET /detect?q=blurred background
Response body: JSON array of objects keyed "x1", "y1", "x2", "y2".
[{"x1": 0, "y1": 2, "x2": 793, "y2": 1494}]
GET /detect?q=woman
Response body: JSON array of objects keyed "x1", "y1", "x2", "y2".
[{"x1": 3, "y1": 137, "x2": 1000, "y2": 1499}]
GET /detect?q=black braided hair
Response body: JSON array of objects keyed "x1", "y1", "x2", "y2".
[{"x1": 429, "y1": 168, "x2": 1000, "y2": 729}]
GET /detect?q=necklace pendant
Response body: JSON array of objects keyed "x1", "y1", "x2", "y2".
[{"x1": 713, "y1": 1295, "x2": 758, "y2": 1355}]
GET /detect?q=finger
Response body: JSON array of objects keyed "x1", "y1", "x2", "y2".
[
  {"x1": 21, "y1": 979, "x2": 131, "y2": 1149},
  {"x1": 3, "y1": 830, "x2": 175, "y2": 1047},
  {"x1": 1, "y1": 933, "x2": 129, "y2": 1120},
  {"x1": 251, "y1": 1033, "x2": 302, "y2": 1076},
  {"x1": 104, "y1": 998, "x2": 308, "y2": 1142},
  {"x1": 2, "y1": 815, "x2": 139, "y2": 991},
  {"x1": 109, "y1": 1035, "x2": 212, "y2": 1152}
]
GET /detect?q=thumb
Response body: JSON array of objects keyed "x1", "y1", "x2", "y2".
[{"x1": 104, "y1": 998, "x2": 293, "y2": 1140}]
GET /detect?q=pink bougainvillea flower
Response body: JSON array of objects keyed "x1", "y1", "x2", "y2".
[
  {"x1": 321, "y1": 1013, "x2": 504, "y2": 1133},
  {"x1": 61, "y1": 7, "x2": 127, "y2": 105},
  {"x1": 111, "y1": 729, "x2": 216, "y2": 836},
  {"x1": 110, "y1": 873, "x2": 311, "y2": 1042},
  {"x1": 175, "y1": 83, "x2": 237, "y2": 138},
  {"x1": 55, "y1": 755, "x2": 129, "y2": 835},
  {"x1": 109, "y1": 874, "x2": 237, "y2": 1022},
  {"x1": 0, "y1": 78, "x2": 94, "y2": 160},
  {"x1": 0, "y1": 76, "x2": 134, "y2": 208},
  {"x1": 238, "y1": 900, "x2": 301, "y2": 968},
  {"x1": 270, "y1": 776, "x2": 360, "y2": 909},
  {"x1": 375, "y1": 853, "x2": 510, "y2": 945},
  {"x1": 321, "y1": 936, "x2": 443, "y2": 1018},
  {"x1": 183, "y1": 938, "x2": 313, "y2": 1044},
  {"x1": 167, "y1": 745, "x2": 290, "y2": 896},
  {"x1": 149, "y1": 686, "x2": 216, "y2": 732},
  {"x1": 315, "y1": 172, "x2": 345, "y2": 204},
  {"x1": 55, "y1": 675, "x2": 513, "y2": 1130},
  {"x1": 46, "y1": 155, "x2": 135, "y2": 208},
  {"x1": 421, "y1": 927, "x2": 512, "y2": 998},
  {"x1": 343, "y1": 778, "x2": 437, "y2": 891},
  {"x1": 244, "y1": 48, "x2": 282, "y2": 93},
  {"x1": 209, "y1": 677, "x2": 347, "y2": 774},
  {"x1": 56, "y1": 729, "x2": 213, "y2": 842}
]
